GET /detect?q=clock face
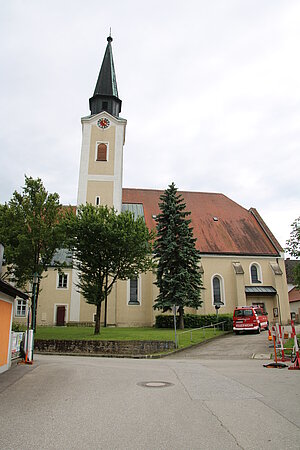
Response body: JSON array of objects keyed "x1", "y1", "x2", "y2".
[{"x1": 97, "y1": 117, "x2": 110, "y2": 129}]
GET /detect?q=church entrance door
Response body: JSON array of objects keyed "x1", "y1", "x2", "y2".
[{"x1": 56, "y1": 306, "x2": 66, "y2": 326}]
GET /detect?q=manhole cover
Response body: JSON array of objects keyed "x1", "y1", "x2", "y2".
[{"x1": 137, "y1": 381, "x2": 174, "y2": 389}]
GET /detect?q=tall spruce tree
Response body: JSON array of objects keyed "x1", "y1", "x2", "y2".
[{"x1": 153, "y1": 182, "x2": 203, "y2": 329}]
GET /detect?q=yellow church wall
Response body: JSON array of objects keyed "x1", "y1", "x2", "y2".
[
  {"x1": 271, "y1": 258, "x2": 290, "y2": 324},
  {"x1": 11, "y1": 254, "x2": 291, "y2": 328},
  {"x1": 199, "y1": 255, "x2": 290, "y2": 324},
  {"x1": 88, "y1": 125, "x2": 115, "y2": 176},
  {"x1": 77, "y1": 283, "x2": 117, "y2": 324},
  {"x1": 36, "y1": 269, "x2": 72, "y2": 326},
  {"x1": 78, "y1": 296, "x2": 96, "y2": 322},
  {"x1": 200, "y1": 256, "x2": 237, "y2": 315},
  {"x1": 86, "y1": 181, "x2": 114, "y2": 207},
  {"x1": 114, "y1": 272, "x2": 155, "y2": 327}
]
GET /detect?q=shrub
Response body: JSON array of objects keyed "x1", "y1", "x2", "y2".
[
  {"x1": 67, "y1": 321, "x2": 94, "y2": 327},
  {"x1": 11, "y1": 322, "x2": 27, "y2": 332},
  {"x1": 155, "y1": 314, "x2": 233, "y2": 331}
]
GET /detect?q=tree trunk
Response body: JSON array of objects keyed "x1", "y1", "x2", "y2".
[
  {"x1": 104, "y1": 274, "x2": 108, "y2": 327},
  {"x1": 178, "y1": 306, "x2": 184, "y2": 330},
  {"x1": 94, "y1": 303, "x2": 102, "y2": 335}
]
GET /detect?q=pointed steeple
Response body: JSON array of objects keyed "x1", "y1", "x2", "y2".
[{"x1": 89, "y1": 35, "x2": 122, "y2": 117}]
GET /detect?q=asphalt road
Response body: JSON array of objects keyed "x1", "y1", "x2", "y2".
[
  {"x1": 1, "y1": 332, "x2": 299, "y2": 450},
  {"x1": 167, "y1": 329, "x2": 273, "y2": 359}
]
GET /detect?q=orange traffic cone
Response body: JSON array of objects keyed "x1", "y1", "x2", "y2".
[{"x1": 268, "y1": 328, "x2": 272, "y2": 341}]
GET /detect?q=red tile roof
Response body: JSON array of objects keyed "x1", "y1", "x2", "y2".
[{"x1": 122, "y1": 188, "x2": 282, "y2": 256}]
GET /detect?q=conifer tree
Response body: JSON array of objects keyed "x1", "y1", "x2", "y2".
[{"x1": 153, "y1": 182, "x2": 203, "y2": 329}]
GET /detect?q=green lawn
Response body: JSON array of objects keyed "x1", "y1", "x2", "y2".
[
  {"x1": 35, "y1": 326, "x2": 225, "y2": 349},
  {"x1": 281, "y1": 334, "x2": 300, "y2": 357}
]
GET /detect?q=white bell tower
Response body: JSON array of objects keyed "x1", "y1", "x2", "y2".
[{"x1": 70, "y1": 35, "x2": 126, "y2": 323}]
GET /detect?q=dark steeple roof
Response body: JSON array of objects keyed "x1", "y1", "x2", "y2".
[{"x1": 89, "y1": 35, "x2": 122, "y2": 117}]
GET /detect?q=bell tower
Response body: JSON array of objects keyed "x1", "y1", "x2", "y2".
[
  {"x1": 71, "y1": 35, "x2": 126, "y2": 323},
  {"x1": 76, "y1": 35, "x2": 126, "y2": 213}
]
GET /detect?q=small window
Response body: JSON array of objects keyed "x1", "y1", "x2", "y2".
[
  {"x1": 97, "y1": 143, "x2": 107, "y2": 161},
  {"x1": 212, "y1": 275, "x2": 225, "y2": 306},
  {"x1": 250, "y1": 264, "x2": 262, "y2": 283},
  {"x1": 58, "y1": 273, "x2": 68, "y2": 289},
  {"x1": 95, "y1": 196, "x2": 100, "y2": 206},
  {"x1": 15, "y1": 299, "x2": 27, "y2": 317},
  {"x1": 213, "y1": 277, "x2": 221, "y2": 304},
  {"x1": 129, "y1": 277, "x2": 139, "y2": 305},
  {"x1": 102, "y1": 101, "x2": 108, "y2": 111}
]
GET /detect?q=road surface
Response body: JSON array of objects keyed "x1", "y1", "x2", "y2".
[
  {"x1": 167, "y1": 329, "x2": 272, "y2": 359},
  {"x1": 0, "y1": 333, "x2": 299, "y2": 449}
]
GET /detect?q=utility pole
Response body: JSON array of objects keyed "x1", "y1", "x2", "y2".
[{"x1": 31, "y1": 272, "x2": 38, "y2": 360}]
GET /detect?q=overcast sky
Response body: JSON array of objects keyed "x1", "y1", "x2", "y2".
[{"x1": 0, "y1": 0, "x2": 299, "y2": 249}]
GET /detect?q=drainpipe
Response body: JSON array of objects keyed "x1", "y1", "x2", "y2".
[{"x1": 276, "y1": 293, "x2": 282, "y2": 325}]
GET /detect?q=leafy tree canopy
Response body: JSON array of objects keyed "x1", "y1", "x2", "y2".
[
  {"x1": 63, "y1": 204, "x2": 154, "y2": 334},
  {"x1": 0, "y1": 176, "x2": 64, "y2": 288},
  {"x1": 286, "y1": 216, "x2": 300, "y2": 288},
  {"x1": 153, "y1": 182, "x2": 203, "y2": 329}
]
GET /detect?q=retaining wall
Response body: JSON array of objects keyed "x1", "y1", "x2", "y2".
[{"x1": 34, "y1": 339, "x2": 175, "y2": 356}]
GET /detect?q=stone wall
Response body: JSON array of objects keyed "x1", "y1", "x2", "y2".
[{"x1": 34, "y1": 339, "x2": 175, "y2": 356}]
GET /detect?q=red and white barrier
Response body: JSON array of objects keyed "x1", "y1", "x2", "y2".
[
  {"x1": 268, "y1": 322, "x2": 298, "y2": 368},
  {"x1": 289, "y1": 321, "x2": 300, "y2": 371}
]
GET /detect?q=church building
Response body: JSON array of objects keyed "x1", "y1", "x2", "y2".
[{"x1": 14, "y1": 36, "x2": 291, "y2": 327}]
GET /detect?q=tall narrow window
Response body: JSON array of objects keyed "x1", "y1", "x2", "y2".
[
  {"x1": 95, "y1": 196, "x2": 100, "y2": 206},
  {"x1": 250, "y1": 264, "x2": 262, "y2": 283},
  {"x1": 58, "y1": 273, "x2": 68, "y2": 289},
  {"x1": 97, "y1": 143, "x2": 107, "y2": 161},
  {"x1": 129, "y1": 277, "x2": 139, "y2": 305},
  {"x1": 213, "y1": 277, "x2": 221, "y2": 304},
  {"x1": 212, "y1": 275, "x2": 225, "y2": 306}
]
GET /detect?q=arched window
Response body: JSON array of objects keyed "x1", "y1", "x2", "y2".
[
  {"x1": 250, "y1": 263, "x2": 262, "y2": 283},
  {"x1": 128, "y1": 276, "x2": 141, "y2": 305},
  {"x1": 212, "y1": 275, "x2": 225, "y2": 306},
  {"x1": 97, "y1": 143, "x2": 107, "y2": 161},
  {"x1": 213, "y1": 277, "x2": 221, "y2": 304}
]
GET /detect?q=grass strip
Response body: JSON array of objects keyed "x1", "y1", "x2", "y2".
[{"x1": 35, "y1": 326, "x2": 225, "y2": 349}]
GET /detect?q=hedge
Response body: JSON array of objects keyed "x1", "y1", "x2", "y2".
[
  {"x1": 67, "y1": 322, "x2": 94, "y2": 327},
  {"x1": 155, "y1": 313, "x2": 233, "y2": 331}
]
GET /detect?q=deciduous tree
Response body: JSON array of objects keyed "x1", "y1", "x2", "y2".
[
  {"x1": 286, "y1": 216, "x2": 300, "y2": 288},
  {"x1": 63, "y1": 204, "x2": 154, "y2": 334},
  {"x1": 0, "y1": 176, "x2": 64, "y2": 330}
]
